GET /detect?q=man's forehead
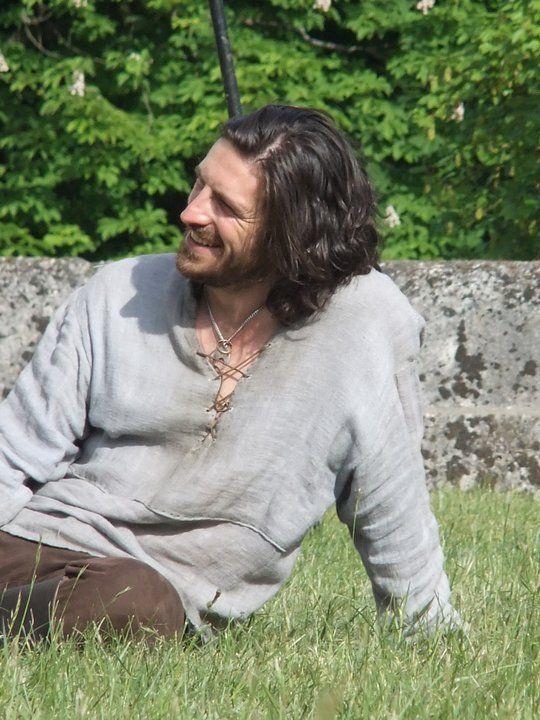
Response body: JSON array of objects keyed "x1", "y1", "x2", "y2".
[{"x1": 196, "y1": 139, "x2": 261, "y2": 208}]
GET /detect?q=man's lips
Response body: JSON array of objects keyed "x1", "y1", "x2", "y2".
[{"x1": 186, "y1": 231, "x2": 223, "y2": 252}]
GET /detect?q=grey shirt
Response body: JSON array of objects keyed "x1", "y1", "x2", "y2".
[{"x1": 0, "y1": 254, "x2": 459, "y2": 634}]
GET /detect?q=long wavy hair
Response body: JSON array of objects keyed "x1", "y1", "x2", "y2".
[{"x1": 220, "y1": 104, "x2": 380, "y2": 326}]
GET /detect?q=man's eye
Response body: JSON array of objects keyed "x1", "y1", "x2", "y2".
[{"x1": 217, "y1": 198, "x2": 235, "y2": 214}]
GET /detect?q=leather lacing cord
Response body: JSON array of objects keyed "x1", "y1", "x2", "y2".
[{"x1": 197, "y1": 347, "x2": 265, "y2": 440}]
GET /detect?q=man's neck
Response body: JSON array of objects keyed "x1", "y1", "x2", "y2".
[{"x1": 204, "y1": 282, "x2": 274, "y2": 331}]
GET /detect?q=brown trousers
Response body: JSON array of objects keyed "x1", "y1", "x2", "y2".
[{"x1": 0, "y1": 531, "x2": 185, "y2": 641}]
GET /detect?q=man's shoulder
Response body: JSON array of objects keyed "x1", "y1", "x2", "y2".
[
  {"x1": 321, "y1": 269, "x2": 424, "y2": 357},
  {"x1": 83, "y1": 253, "x2": 186, "y2": 301},
  {"x1": 331, "y1": 269, "x2": 418, "y2": 321},
  {"x1": 90, "y1": 253, "x2": 178, "y2": 285}
]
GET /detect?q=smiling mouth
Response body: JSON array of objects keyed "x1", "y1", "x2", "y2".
[{"x1": 187, "y1": 231, "x2": 222, "y2": 249}]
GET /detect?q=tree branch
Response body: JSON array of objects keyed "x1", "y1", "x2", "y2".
[
  {"x1": 20, "y1": 10, "x2": 53, "y2": 27},
  {"x1": 296, "y1": 26, "x2": 362, "y2": 54},
  {"x1": 23, "y1": 24, "x2": 61, "y2": 59},
  {"x1": 241, "y1": 17, "x2": 362, "y2": 55}
]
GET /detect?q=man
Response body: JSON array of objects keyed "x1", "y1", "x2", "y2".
[{"x1": 0, "y1": 105, "x2": 460, "y2": 642}]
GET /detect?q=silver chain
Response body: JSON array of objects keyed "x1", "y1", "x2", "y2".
[{"x1": 205, "y1": 294, "x2": 265, "y2": 357}]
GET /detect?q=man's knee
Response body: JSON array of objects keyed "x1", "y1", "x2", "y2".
[{"x1": 57, "y1": 556, "x2": 185, "y2": 638}]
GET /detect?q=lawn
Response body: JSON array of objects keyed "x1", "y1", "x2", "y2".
[{"x1": 1, "y1": 488, "x2": 538, "y2": 719}]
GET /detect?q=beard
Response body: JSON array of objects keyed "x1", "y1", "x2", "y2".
[{"x1": 176, "y1": 227, "x2": 273, "y2": 289}]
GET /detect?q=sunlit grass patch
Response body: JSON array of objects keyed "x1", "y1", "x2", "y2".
[{"x1": 0, "y1": 488, "x2": 538, "y2": 719}]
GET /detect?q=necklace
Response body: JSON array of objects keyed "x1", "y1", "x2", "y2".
[{"x1": 205, "y1": 293, "x2": 265, "y2": 357}]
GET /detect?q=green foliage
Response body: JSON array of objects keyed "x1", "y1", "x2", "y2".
[{"x1": 0, "y1": 0, "x2": 538, "y2": 260}]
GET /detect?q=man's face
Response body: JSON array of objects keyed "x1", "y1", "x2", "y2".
[{"x1": 177, "y1": 139, "x2": 271, "y2": 288}]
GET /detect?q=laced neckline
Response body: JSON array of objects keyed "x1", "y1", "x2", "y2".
[{"x1": 196, "y1": 345, "x2": 266, "y2": 440}]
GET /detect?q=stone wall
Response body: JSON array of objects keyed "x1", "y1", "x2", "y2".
[
  {"x1": 384, "y1": 261, "x2": 538, "y2": 493},
  {"x1": 1, "y1": 257, "x2": 538, "y2": 492}
]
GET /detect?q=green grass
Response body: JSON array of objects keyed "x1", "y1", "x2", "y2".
[{"x1": 1, "y1": 489, "x2": 538, "y2": 719}]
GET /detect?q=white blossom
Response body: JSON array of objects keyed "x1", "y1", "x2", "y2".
[
  {"x1": 128, "y1": 52, "x2": 142, "y2": 62},
  {"x1": 0, "y1": 52, "x2": 9, "y2": 73},
  {"x1": 72, "y1": 0, "x2": 88, "y2": 8},
  {"x1": 69, "y1": 70, "x2": 86, "y2": 97},
  {"x1": 313, "y1": 0, "x2": 332, "y2": 12},
  {"x1": 452, "y1": 102, "x2": 465, "y2": 122},
  {"x1": 384, "y1": 205, "x2": 401, "y2": 228},
  {"x1": 416, "y1": 0, "x2": 436, "y2": 15}
]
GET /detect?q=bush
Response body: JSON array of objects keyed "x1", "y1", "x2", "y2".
[{"x1": 0, "y1": 0, "x2": 537, "y2": 260}]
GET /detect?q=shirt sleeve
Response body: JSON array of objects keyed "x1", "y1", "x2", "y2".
[
  {"x1": 336, "y1": 348, "x2": 463, "y2": 637},
  {"x1": 0, "y1": 288, "x2": 92, "y2": 526}
]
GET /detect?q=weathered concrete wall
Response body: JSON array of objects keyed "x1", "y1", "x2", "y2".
[
  {"x1": 0, "y1": 257, "x2": 95, "y2": 396},
  {"x1": 382, "y1": 262, "x2": 539, "y2": 493},
  {"x1": 1, "y1": 257, "x2": 538, "y2": 492}
]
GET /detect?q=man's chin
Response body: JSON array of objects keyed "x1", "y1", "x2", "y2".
[
  {"x1": 175, "y1": 247, "x2": 273, "y2": 290},
  {"x1": 176, "y1": 250, "x2": 222, "y2": 285}
]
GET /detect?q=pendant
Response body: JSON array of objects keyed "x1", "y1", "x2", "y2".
[{"x1": 217, "y1": 339, "x2": 232, "y2": 356}]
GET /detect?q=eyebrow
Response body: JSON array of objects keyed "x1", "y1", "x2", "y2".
[{"x1": 194, "y1": 165, "x2": 248, "y2": 217}]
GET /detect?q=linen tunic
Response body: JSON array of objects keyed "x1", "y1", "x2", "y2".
[{"x1": 0, "y1": 254, "x2": 458, "y2": 633}]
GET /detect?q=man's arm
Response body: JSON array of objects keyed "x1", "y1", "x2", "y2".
[
  {"x1": 336, "y1": 354, "x2": 463, "y2": 636},
  {"x1": 0, "y1": 288, "x2": 91, "y2": 525}
]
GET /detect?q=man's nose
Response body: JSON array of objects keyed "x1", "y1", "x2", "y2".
[{"x1": 180, "y1": 187, "x2": 212, "y2": 227}]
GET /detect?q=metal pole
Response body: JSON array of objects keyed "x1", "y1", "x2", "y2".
[{"x1": 208, "y1": 0, "x2": 242, "y2": 118}]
